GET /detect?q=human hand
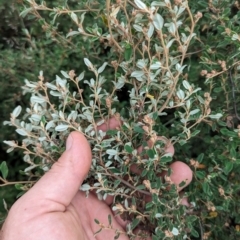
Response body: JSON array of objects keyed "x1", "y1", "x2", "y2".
[
  {"x1": 1, "y1": 131, "x2": 132, "y2": 240},
  {"x1": 1, "y1": 120, "x2": 192, "y2": 240}
]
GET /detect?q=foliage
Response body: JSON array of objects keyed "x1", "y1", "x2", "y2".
[
  {"x1": 0, "y1": 0, "x2": 93, "y2": 224},
  {"x1": 2, "y1": 0, "x2": 240, "y2": 239}
]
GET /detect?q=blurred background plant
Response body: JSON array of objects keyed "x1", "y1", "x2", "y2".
[{"x1": 1, "y1": 0, "x2": 240, "y2": 239}]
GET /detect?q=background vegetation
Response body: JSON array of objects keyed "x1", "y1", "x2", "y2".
[{"x1": 1, "y1": 0, "x2": 240, "y2": 239}]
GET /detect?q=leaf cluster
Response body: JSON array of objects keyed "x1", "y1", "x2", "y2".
[{"x1": 2, "y1": 0, "x2": 240, "y2": 239}]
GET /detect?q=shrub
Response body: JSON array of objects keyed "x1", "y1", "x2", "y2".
[{"x1": 2, "y1": 0, "x2": 240, "y2": 239}]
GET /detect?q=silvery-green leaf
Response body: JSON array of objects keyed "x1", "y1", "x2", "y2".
[
  {"x1": 7, "y1": 147, "x2": 14, "y2": 153},
  {"x1": 171, "y1": 227, "x2": 179, "y2": 236},
  {"x1": 25, "y1": 81, "x2": 37, "y2": 88},
  {"x1": 12, "y1": 106, "x2": 22, "y2": 118},
  {"x1": 114, "y1": 77, "x2": 125, "y2": 89},
  {"x1": 192, "y1": 87, "x2": 201, "y2": 93},
  {"x1": 96, "y1": 119, "x2": 105, "y2": 126},
  {"x1": 131, "y1": 70, "x2": 144, "y2": 78},
  {"x1": 46, "y1": 120, "x2": 55, "y2": 130},
  {"x1": 16, "y1": 129, "x2": 28, "y2": 136},
  {"x1": 105, "y1": 161, "x2": 112, "y2": 167},
  {"x1": 147, "y1": 23, "x2": 154, "y2": 38},
  {"x1": 183, "y1": 80, "x2": 191, "y2": 90},
  {"x1": 106, "y1": 149, "x2": 118, "y2": 155},
  {"x1": 181, "y1": 33, "x2": 188, "y2": 43},
  {"x1": 169, "y1": 100, "x2": 174, "y2": 107},
  {"x1": 59, "y1": 111, "x2": 65, "y2": 120},
  {"x1": 31, "y1": 95, "x2": 46, "y2": 104},
  {"x1": 232, "y1": 33, "x2": 239, "y2": 41},
  {"x1": 66, "y1": 31, "x2": 80, "y2": 38},
  {"x1": 175, "y1": 63, "x2": 186, "y2": 73},
  {"x1": 3, "y1": 141, "x2": 16, "y2": 147},
  {"x1": 80, "y1": 12, "x2": 86, "y2": 24},
  {"x1": 155, "y1": 213, "x2": 163, "y2": 218},
  {"x1": 97, "y1": 62, "x2": 108, "y2": 74},
  {"x1": 133, "y1": 24, "x2": 143, "y2": 32},
  {"x1": 61, "y1": 71, "x2": 70, "y2": 79},
  {"x1": 176, "y1": 89, "x2": 185, "y2": 99},
  {"x1": 134, "y1": 0, "x2": 147, "y2": 9},
  {"x1": 50, "y1": 91, "x2": 62, "y2": 97},
  {"x1": 177, "y1": 6, "x2": 186, "y2": 17},
  {"x1": 166, "y1": 39, "x2": 175, "y2": 48},
  {"x1": 39, "y1": 137, "x2": 46, "y2": 142},
  {"x1": 30, "y1": 114, "x2": 42, "y2": 122},
  {"x1": 151, "y1": 1, "x2": 166, "y2": 7},
  {"x1": 166, "y1": 22, "x2": 176, "y2": 34},
  {"x1": 42, "y1": 165, "x2": 49, "y2": 172},
  {"x1": 3, "y1": 121, "x2": 12, "y2": 126},
  {"x1": 90, "y1": 78, "x2": 95, "y2": 87},
  {"x1": 176, "y1": 20, "x2": 183, "y2": 28},
  {"x1": 80, "y1": 183, "x2": 91, "y2": 191},
  {"x1": 78, "y1": 28, "x2": 84, "y2": 33},
  {"x1": 55, "y1": 124, "x2": 69, "y2": 132},
  {"x1": 153, "y1": 13, "x2": 164, "y2": 30},
  {"x1": 186, "y1": 100, "x2": 191, "y2": 109},
  {"x1": 70, "y1": 12, "x2": 78, "y2": 24},
  {"x1": 208, "y1": 113, "x2": 223, "y2": 119},
  {"x1": 84, "y1": 58, "x2": 93, "y2": 68},
  {"x1": 93, "y1": 182, "x2": 101, "y2": 187},
  {"x1": 24, "y1": 165, "x2": 37, "y2": 172},
  {"x1": 77, "y1": 72, "x2": 85, "y2": 82},
  {"x1": 46, "y1": 83, "x2": 57, "y2": 90},
  {"x1": 56, "y1": 75, "x2": 67, "y2": 88},
  {"x1": 150, "y1": 61, "x2": 161, "y2": 70},
  {"x1": 20, "y1": 7, "x2": 33, "y2": 18},
  {"x1": 155, "y1": 44, "x2": 163, "y2": 52},
  {"x1": 137, "y1": 59, "x2": 147, "y2": 68},
  {"x1": 189, "y1": 109, "x2": 200, "y2": 115}
]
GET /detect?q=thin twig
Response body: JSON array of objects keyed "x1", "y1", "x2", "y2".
[
  {"x1": 229, "y1": 67, "x2": 240, "y2": 120},
  {"x1": 110, "y1": 173, "x2": 152, "y2": 197}
]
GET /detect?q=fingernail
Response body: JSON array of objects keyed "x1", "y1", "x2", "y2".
[{"x1": 66, "y1": 134, "x2": 73, "y2": 150}]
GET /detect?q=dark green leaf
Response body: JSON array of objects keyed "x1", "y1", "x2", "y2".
[
  {"x1": 94, "y1": 228, "x2": 102, "y2": 236},
  {"x1": 106, "y1": 129, "x2": 118, "y2": 136},
  {"x1": 114, "y1": 179, "x2": 121, "y2": 188},
  {"x1": 197, "y1": 153, "x2": 204, "y2": 163},
  {"x1": 230, "y1": 147, "x2": 236, "y2": 158},
  {"x1": 191, "y1": 129, "x2": 200, "y2": 137},
  {"x1": 124, "y1": 44, "x2": 133, "y2": 61},
  {"x1": 179, "y1": 180, "x2": 187, "y2": 188},
  {"x1": 220, "y1": 128, "x2": 238, "y2": 138},
  {"x1": 0, "y1": 161, "x2": 8, "y2": 179},
  {"x1": 133, "y1": 126, "x2": 145, "y2": 134},
  {"x1": 191, "y1": 228, "x2": 199, "y2": 238},
  {"x1": 152, "y1": 112, "x2": 158, "y2": 120},
  {"x1": 15, "y1": 183, "x2": 24, "y2": 190},
  {"x1": 131, "y1": 218, "x2": 140, "y2": 230},
  {"x1": 147, "y1": 149, "x2": 155, "y2": 158},
  {"x1": 141, "y1": 169, "x2": 148, "y2": 177},
  {"x1": 108, "y1": 214, "x2": 112, "y2": 225},
  {"x1": 124, "y1": 145, "x2": 133, "y2": 153},
  {"x1": 114, "y1": 232, "x2": 120, "y2": 239},
  {"x1": 179, "y1": 140, "x2": 187, "y2": 146},
  {"x1": 202, "y1": 182, "x2": 210, "y2": 194},
  {"x1": 218, "y1": 121, "x2": 227, "y2": 127},
  {"x1": 110, "y1": 168, "x2": 121, "y2": 174},
  {"x1": 224, "y1": 161, "x2": 233, "y2": 175},
  {"x1": 94, "y1": 219, "x2": 100, "y2": 224},
  {"x1": 136, "y1": 184, "x2": 146, "y2": 190},
  {"x1": 160, "y1": 156, "x2": 172, "y2": 163}
]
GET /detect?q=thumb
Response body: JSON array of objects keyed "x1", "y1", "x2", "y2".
[{"x1": 25, "y1": 131, "x2": 92, "y2": 207}]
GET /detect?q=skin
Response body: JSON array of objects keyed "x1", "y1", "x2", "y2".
[{"x1": 1, "y1": 118, "x2": 193, "y2": 240}]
